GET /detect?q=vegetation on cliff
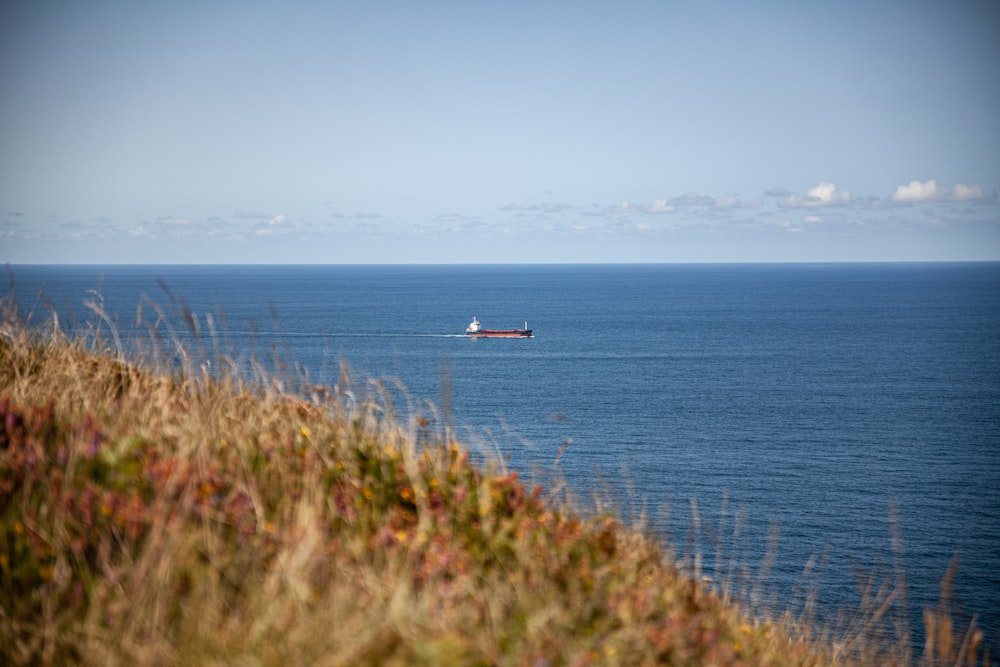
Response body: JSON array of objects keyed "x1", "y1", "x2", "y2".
[{"x1": 0, "y1": 293, "x2": 987, "y2": 665}]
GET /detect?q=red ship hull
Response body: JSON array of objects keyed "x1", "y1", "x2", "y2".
[{"x1": 467, "y1": 329, "x2": 533, "y2": 338}]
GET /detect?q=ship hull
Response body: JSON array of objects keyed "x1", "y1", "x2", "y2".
[{"x1": 467, "y1": 329, "x2": 533, "y2": 338}]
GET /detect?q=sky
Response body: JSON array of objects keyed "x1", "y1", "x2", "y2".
[{"x1": 1, "y1": 1, "x2": 999, "y2": 264}]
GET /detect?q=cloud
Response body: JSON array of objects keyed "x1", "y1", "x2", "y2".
[
  {"x1": 354, "y1": 221, "x2": 384, "y2": 234},
  {"x1": 234, "y1": 209, "x2": 272, "y2": 219},
  {"x1": 669, "y1": 193, "x2": 717, "y2": 207},
  {"x1": 780, "y1": 182, "x2": 851, "y2": 208},
  {"x1": 268, "y1": 214, "x2": 288, "y2": 226},
  {"x1": 434, "y1": 212, "x2": 478, "y2": 223},
  {"x1": 646, "y1": 199, "x2": 674, "y2": 214},
  {"x1": 622, "y1": 193, "x2": 762, "y2": 212},
  {"x1": 579, "y1": 203, "x2": 613, "y2": 218},
  {"x1": 952, "y1": 184, "x2": 986, "y2": 201},
  {"x1": 890, "y1": 179, "x2": 987, "y2": 203},
  {"x1": 577, "y1": 194, "x2": 763, "y2": 221},
  {"x1": 499, "y1": 202, "x2": 574, "y2": 213},
  {"x1": 777, "y1": 220, "x2": 804, "y2": 233},
  {"x1": 327, "y1": 212, "x2": 382, "y2": 220},
  {"x1": 55, "y1": 218, "x2": 121, "y2": 240},
  {"x1": 715, "y1": 196, "x2": 762, "y2": 209}
]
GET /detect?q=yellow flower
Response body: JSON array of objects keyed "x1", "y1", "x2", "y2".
[{"x1": 300, "y1": 426, "x2": 311, "y2": 439}]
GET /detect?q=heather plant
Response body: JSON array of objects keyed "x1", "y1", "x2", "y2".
[{"x1": 0, "y1": 290, "x2": 988, "y2": 666}]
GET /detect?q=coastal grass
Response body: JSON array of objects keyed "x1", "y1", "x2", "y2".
[{"x1": 0, "y1": 292, "x2": 989, "y2": 666}]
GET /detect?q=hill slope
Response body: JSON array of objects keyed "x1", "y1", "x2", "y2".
[{"x1": 0, "y1": 305, "x2": 986, "y2": 665}]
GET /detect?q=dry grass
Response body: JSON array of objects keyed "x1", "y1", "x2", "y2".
[{"x1": 0, "y1": 291, "x2": 989, "y2": 666}]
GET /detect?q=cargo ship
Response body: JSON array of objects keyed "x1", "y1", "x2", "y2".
[{"x1": 465, "y1": 316, "x2": 533, "y2": 338}]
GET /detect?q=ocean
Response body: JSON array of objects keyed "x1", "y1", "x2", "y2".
[{"x1": 7, "y1": 262, "x2": 1000, "y2": 651}]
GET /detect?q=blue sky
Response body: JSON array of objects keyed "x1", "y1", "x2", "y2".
[{"x1": 2, "y1": 1, "x2": 998, "y2": 263}]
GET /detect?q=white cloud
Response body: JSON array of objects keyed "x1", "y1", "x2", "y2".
[
  {"x1": 951, "y1": 184, "x2": 986, "y2": 201},
  {"x1": 715, "y1": 196, "x2": 762, "y2": 209},
  {"x1": 892, "y1": 179, "x2": 942, "y2": 202},
  {"x1": 780, "y1": 182, "x2": 852, "y2": 208},
  {"x1": 268, "y1": 214, "x2": 288, "y2": 226},
  {"x1": 803, "y1": 215, "x2": 821, "y2": 224},
  {"x1": 890, "y1": 179, "x2": 987, "y2": 203},
  {"x1": 774, "y1": 220, "x2": 804, "y2": 233},
  {"x1": 645, "y1": 199, "x2": 674, "y2": 214}
]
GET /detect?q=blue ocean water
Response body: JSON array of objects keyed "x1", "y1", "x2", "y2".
[{"x1": 7, "y1": 263, "x2": 1000, "y2": 651}]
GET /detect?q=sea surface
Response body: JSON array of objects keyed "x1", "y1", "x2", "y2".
[{"x1": 7, "y1": 263, "x2": 1000, "y2": 652}]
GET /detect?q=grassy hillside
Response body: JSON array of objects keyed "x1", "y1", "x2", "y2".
[{"x1": 0, "y1": 296, "x2": 988, "y2": 666}]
